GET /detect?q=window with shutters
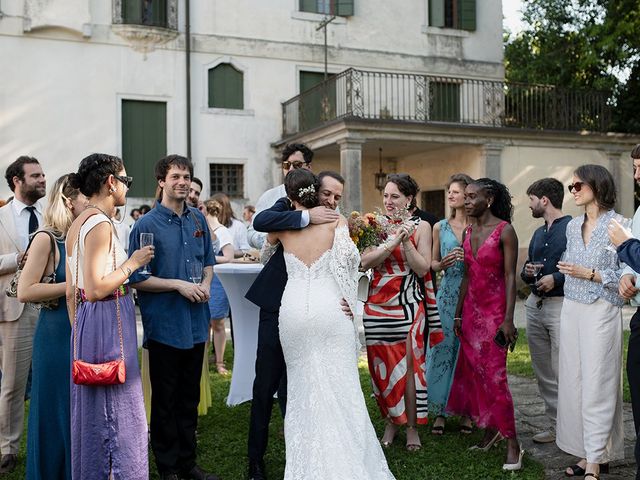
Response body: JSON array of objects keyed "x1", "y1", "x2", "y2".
[
  {"x1": 429, "y1": 0, "x2": 476, "y2": 31},
  {"x1": 209, "y1": 164, "x2": 244, "y2": 198},
  {"x1": 122, "y1": 0, "x2": 168, "y2": 28},
  {"x1": 299, "y1": 0, "x2": 354, "y2": 16},
  {"x1": 429, "y1": 81, "x2": 461, "y2": 122},
  {"x1": 208, "y1": 64, "x2": 244, "y2": 110}
]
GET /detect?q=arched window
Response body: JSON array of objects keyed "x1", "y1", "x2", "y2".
[{"x1": 208, "y1": 64, "x2": 244, "y2": 110}]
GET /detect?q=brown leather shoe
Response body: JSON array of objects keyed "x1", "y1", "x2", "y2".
[{"x1": 0, "y1": 454, "x2": 17, "y2": 474}]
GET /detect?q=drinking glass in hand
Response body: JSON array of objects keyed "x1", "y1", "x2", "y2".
[
  {"x1": 190, "y1": 261, "x2": 203, "y2": 285},
  {"x1": 606, "y1": 214, "x2": 632, "y2": 252},
  {"x1": 139, "y1": 233, "x2": 154, "y2": 274}
]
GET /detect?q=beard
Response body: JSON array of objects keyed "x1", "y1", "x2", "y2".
[
  {"x1": 22, "y1": 183, "x2": 46, "y2": 204},
  {"x1": 530, "y1": 206, "x2": 544, "y2": 218}
]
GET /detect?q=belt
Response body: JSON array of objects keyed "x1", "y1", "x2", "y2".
[{"x1": 79, "y1": 285, "x2": 129, "y2": 303}]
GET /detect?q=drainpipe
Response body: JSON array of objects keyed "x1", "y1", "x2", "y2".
[{"x1": 185, "y1": 0, "x2": 192, "y2": 161}]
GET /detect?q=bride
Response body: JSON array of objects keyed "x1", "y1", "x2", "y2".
[{"x1": 262, "y1": 169, "x2": 395, "y2": 480}]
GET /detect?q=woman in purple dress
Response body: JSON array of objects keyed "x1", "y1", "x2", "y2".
[
  {"x1": 65, "y1": 154, "x2": 154, "y2": 480},
  {"x1": 446, "y1": 178, "x2": 524, "y2": 471}
]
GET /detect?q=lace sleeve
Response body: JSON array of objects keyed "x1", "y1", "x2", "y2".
[
  {"x1": 260, "y1": 239, "x2": 279, "y2": 265},
  {"x1": 330, "y1": 226, "x2": 360, "y2": 314}
]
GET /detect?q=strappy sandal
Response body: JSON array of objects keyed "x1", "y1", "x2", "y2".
[
  {"x1": 584, "y1": 474, "x2": 600, "y2": 479},
  {"x1": 565, "y1": 463, "x2": 608, "y2": 477},
  {"x1": 406, "y1": 425, "x2": 422, "y2": 452},
  {"x1": 215, "y1": 362, "x2": 230, "y2": 376},
  {"x1": 469, "y1": 431, "x2": 503, "y2": 451},
  {"x1": 431, "y1": 417, "x2": 445, "y2": 436},
  {"x1": 380, "y1": 421, "x2": 398, "y2": 448}
]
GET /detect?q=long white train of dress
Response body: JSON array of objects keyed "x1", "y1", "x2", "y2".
[{"x1": 270, "y1": 225, "x2": 396, "y2": 480}]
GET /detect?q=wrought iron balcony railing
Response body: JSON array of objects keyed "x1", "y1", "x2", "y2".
[{"x1": 282, "y1": 68, "x2": 612, "y2": 136}]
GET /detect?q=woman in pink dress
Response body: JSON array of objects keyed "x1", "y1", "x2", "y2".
[{"x1": 446, "y1": 178, "x2": 524, "y2": 471}]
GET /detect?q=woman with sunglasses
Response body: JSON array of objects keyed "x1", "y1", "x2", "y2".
[
  {"x1": 65, "y1": 154, "x2": 154, "y2": 480},
  {"x1": 556, "y1": 164, "x2": 625, "y2": 479}
]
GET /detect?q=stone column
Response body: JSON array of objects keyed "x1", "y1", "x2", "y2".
[
  {"x1": 338, "y1": 138, "x2": 365, "y2": 214},
  {"x1": 483, "y1": 143, "x2": 504, "y2": 181}
]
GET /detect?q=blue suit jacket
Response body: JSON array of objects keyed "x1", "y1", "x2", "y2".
[{"x1": 245, "y1": 197, "x2": 302, "y2": 313}]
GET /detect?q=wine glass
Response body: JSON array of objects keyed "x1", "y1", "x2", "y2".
[
  {"x1": 606, "y1": 214, "x2": 632, "y2": 253},
  {"x1": 190, "y1": 261, "x2": 203, "y2": 285},
  {"x1": 139, "y1": 233, "x2": 154, "y2": 274}
]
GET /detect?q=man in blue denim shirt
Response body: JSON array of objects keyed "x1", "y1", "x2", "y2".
[
  {"x1": 129, "y1": 155, "x2": 217, "y2": 480},
  {"x1": 521, "y1": 178, "x2": 571, "y2": 445}
]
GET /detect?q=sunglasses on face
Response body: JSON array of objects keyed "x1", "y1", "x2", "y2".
[
  {"x1": 282, "y1": 160, "x2": 306, "y2": 170},
  {"x1": 114, "y1": 175, "x2": 133, "y2": 188},
  {"x1": 568, "y1": 181, "x2": 584, "y2": 193}
]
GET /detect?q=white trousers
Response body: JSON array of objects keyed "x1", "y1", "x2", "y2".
[
  {"x1": 556, "y1": 298, "x2": 624, "y2": 463},
  {"x1": 525, "y1": 294, "x2": 562, "y2": 423},
  {"x1": 0, "y1": 304, "x2": 38, "y2": 454}
]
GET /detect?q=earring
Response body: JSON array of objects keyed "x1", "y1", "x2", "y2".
[{"x1": 487, "y1": 202, "x2": 491, "y2": 208}]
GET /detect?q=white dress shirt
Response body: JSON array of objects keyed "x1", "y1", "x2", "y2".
[{"x1": 11, "y1": 198, "x2": 44, "y2": 251}]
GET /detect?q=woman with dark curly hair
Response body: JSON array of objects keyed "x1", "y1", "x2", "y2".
[
  {"x1": 65, "y1": 153, "x2": 154, "y2": 480},
  {"x1": 446, "y1": 178, "x2": 524, "y2": 471}
]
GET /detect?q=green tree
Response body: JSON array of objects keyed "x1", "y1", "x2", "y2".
[{"x1": 504, "y1": 0, "x2": 640, "y2": 133}]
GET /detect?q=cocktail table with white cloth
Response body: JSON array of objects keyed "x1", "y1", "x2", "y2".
[{"x1": 214, "y1": 262, "x2": 263, "y2": 406}]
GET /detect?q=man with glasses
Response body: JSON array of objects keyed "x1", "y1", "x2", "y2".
[{"x1": 248, "y1": 143, "x2": 338, "y2": 249}]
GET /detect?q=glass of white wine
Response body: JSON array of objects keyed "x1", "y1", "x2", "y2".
[{"x1": 139, "y1": 233, "x2": 154, "y2": 274}]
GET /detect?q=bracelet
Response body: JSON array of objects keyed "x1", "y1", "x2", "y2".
[
  {"x1": 589, "y1": 268, "x2": 595, "y2": 282},
  {"x1": 120, "y1": 266, "x2": 132, "y2": 278},
  {"x1": 454, "y1": 317, "x2": 462, "y2": 322}
]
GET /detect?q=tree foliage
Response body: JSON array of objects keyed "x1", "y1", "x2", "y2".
[{"x1": 504, "y1": 0, "x2": 640, "y2": 132}]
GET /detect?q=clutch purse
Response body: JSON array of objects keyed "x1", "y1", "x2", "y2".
[
  {"x1": 71, "y1": 214, "x2": 126, "y2": 386},
  {"x1": 6, "y1": 231, "x2": 59, "y2": 310}
]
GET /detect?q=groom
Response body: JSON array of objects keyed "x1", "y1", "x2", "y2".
[{"x1": 246, "y1": 167, "x2": 345, "y2": 480}]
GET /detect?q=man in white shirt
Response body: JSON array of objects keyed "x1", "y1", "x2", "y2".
[
  {"x1": 247, "y1": 143, "x2": 338, "y2": 249},
  {"x1": 0, "y1": 156, "x2": 46, "y2": 473}
]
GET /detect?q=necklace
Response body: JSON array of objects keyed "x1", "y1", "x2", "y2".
[{"x1": 87, "y1": 204, "x2": 114, "y2": 222}]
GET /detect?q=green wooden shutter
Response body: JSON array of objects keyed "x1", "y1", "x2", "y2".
[
  {"x1": 458, "y1": 0, "x2": 476, "y2": 31},
  {"x1": 429, "y1": 0, "x2": 445, "y2": 27},
  {"x1": 123, "y1": 0, "x2": 141, "y2": 24},
  {"x1": 300, "y1": 0, "x2": 317, "y2": 13},
  {"x1": 122, "y1": 100, "x2": 167, "y2": 198},
  {"x1": 429, "y1": 82, "x2": 460, "y2": 122},
  {"x1": 299, "y1": 71, "x2": 336, "y2": 131},
  {"x1": 208, "y1": 64, "x2": 243, "y2": 109},
  {"x1": 336, "y1": 0, "x2": 354, "y2": 16}
]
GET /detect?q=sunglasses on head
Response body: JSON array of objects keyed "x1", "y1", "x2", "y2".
[
  {"x1": 114, "y1": 175, "x2": 133, "y2": 188},
  {"x1": 282, "y1": 160, "x2": 307, "y2": 170},
  {"x1": 568, "y1": 181, "x2": 584, "y2": 193}
]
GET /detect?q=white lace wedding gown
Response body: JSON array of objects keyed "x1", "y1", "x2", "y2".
[{"x1": 265, "y1": 225, "x2": 395, "y2": 480}]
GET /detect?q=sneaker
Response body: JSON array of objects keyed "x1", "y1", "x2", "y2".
[{"x1": 532, "y1": 430, "x2": 555, "y2": 443}]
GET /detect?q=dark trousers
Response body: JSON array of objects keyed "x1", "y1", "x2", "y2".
[
  {"x1": 148, "y1": 339, "x2": 205, "y2": 474},
  {"x1": 247, "y1": 310, "x2": 287, "y2": 462},
  {"x1": 629, "y1": 310, "x2": 640, "y2": 479}
]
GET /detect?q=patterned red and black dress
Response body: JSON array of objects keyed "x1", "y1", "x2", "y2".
[{"x1": 363, "y1": 226, "x2": 442, "y2": 425}]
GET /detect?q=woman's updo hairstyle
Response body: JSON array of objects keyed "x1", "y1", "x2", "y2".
[
  {"x1": 386, "y1": 173, "x2": 420, "y2": 209},
  {"x1": 69, "y1": 153, "x2": 124, "y2": 198},
  {"x1": 204, "y1": 199, "x2": 223, "y2": 218},
  {"x1": 284, "y1": 168, "x2": 320, "y2": 209}
]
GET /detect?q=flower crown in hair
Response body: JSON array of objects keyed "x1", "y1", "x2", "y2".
[{"x1": 298, "y1": 184, "x2": 316, "y2": 198}]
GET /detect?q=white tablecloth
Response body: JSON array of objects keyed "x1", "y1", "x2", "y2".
[{"x1": 214, "y1": 263, "x2": 263, "y2": 406}]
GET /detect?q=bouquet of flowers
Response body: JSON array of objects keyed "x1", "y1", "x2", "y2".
[{"x1": 348, "y1": 207, "x2": 415, "y2": 252}]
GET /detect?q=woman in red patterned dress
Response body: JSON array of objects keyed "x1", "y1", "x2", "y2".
[
  {"x1": 446, "y1": 178, "x2": 524, "y2": 471},
  {"x1": 361, "y1": 174, "x2": 438, "y2": 451}
]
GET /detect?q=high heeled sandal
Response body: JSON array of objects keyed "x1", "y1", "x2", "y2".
[
  {"x1": 468, "y1": 431, "x2": 504, "y2": 451},
  {"x1": 565, "y1": 462, "x2": 609, "y2": 477},
  {"x1": 405, "y1": 425, "x2": 422, "y2": 452},
  {"x1": 380, "y1": 422, "x2": 398, "y2": 448},
  {"x1": 502, "y1": 445, "x2": 525, "y2": 471},
  {"x1": 431, "y1": 417, "x2": 445, "y2": 436}
]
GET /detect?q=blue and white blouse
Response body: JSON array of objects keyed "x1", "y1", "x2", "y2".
[{"x1": 563, "y1": 209, "x2": 625, "y2": 307}]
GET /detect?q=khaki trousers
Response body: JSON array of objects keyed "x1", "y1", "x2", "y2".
[
  {"x1": 525, "y1": 294, "x2": 562, "y2": 424},
  {"x1": 0, "y1": 304, "x2": 38, "y2": 454}
]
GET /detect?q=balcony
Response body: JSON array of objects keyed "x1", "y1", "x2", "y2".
[{"x1": 282, "y1": 68, "x2": 612, "y2": 137}]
